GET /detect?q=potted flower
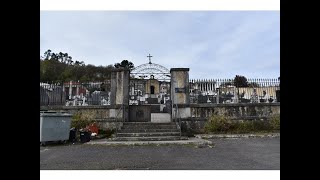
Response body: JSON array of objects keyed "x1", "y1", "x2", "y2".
[{"x1": 71, "y1": 110, "x2": 96, "y2": 143}]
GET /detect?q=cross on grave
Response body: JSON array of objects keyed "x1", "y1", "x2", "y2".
[{"x1": 147, "y1": 53, "x2": 153, "y2": 64}]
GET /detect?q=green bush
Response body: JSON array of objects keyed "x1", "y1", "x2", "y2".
[
  {"x1": 98, "y1": 129, "x2": 115, "y2": 138},
  {"x1": 204, "y1": 114, "x2": 233, "y2": 133},
  {"x1": 204, "y1": 114, "x2": 280, "y2": 134},
  {"x1": 71, "y1": 110, "x2": 96, "y2": 130},
  {"x1": 269, "y1": 114, "x2": 280, "y2": 131},
  {"x1": 234, "y1": 120, "x2": 253, "y2": 133}
]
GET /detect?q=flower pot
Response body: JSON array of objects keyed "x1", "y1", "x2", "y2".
[{"x1": 80, "y1": 131, "x2": 91, "y2": 143}]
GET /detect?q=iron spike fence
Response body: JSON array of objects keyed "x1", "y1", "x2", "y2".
[
  {"x1": 189, "y1": 78, "x2": 280, "y2": 104},
  {"x1": 40, "y1": 78, "x2": 280, "y2": 107},
  {"x1": 40, "y1": 81, "x2": 111, "y2": 106}
]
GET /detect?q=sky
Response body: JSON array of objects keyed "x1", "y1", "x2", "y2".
[{"x1": 40, "y1": 11, "x2": 280, "y2": 79}]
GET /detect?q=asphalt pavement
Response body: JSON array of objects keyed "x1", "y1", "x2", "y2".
[{"x1": 40, "y1": 137, "x2": 280, "y2": 170}]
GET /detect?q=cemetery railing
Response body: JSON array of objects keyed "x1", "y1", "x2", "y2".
[
  {"x1": 189, "y1": 78, "x2": 280, "y2": 104},
  {"x1": 40, "y1": 81, "x2": 111, "y2": 107}
]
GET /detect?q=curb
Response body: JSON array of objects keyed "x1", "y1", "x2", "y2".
[
  {"x1": 195, "y1": 133, "x2": 280, "y2": 139},
  {"x1": 85, "y1": 138, "x2": 214, "y2": 147}
]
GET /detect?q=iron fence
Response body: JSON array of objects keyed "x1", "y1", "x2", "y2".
[
  {"x1": 40, "y1": 81, "x2": 111, "y2": 106},
  {"x1": 40, "y1": 78, "x2": 280, "y2": 107},
  {"x1": 189, "y1": 78, "x2": 280, "y2": 104}
]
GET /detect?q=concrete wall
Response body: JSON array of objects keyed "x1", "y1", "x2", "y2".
[
  {"x1": 190, "y1": 103, "x2": 280, "y2": 119},
  {"x1": 40, "y1": 105, "x2": 124, "y2": 130},
  {"x1": 181, "y1": 103, "x2": 280, "y2": 134},
  {"x1": 41, "y1": 103, "x2": 279, "y2": 133}
]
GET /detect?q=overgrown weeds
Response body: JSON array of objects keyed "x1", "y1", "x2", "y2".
[{"x1": 204, "y1": 114, "x2": 280, "y2": 134}]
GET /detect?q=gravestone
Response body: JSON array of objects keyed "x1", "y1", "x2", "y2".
[
  {"x1": 146, "y1": 98, "x2": 158, "y2": 104},
  {"x1": 165, "y1": 100, "x2": 172, "y2": 114},
  {"x1": 197, "y1": 95, "x2": 208, "y2": 103},
  {"x1": 91, "y1": 91, "x2": 101, "y2": 105}
]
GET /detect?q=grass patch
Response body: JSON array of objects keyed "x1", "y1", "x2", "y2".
[
  {"x1": 269, "y1": 114, "x2": 280, "y2": 131},
  {"x1": 204, "y1": 114, "x2": 280, "y2": 134},
  {"x1": 98, "y1": 129, "x2": 115, "y2": 138},
  {"x1": 204, "y1": 115, "x2": 233, "y2": 134}
]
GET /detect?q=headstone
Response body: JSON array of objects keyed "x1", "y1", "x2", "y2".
[
  {"x1": 91, "y1": 91, "x2": 101, "y2": 105},
  {"x1": 82, "y1": 96, "x2": 87, "y2": 106},
  {"x1": 165, "y1": 100, "x2": 172, "y2": 114},
  {"x1": 101, "y1": 97, "x2": 107, "y2": 105},
  {"x1": 146, "y1": 98, "x2": 158, "y2": 104}
]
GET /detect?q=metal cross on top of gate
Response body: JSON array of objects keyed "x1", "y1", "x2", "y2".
[{"x1": 147, "y1": 53, "x2": 153, "y2": 64}]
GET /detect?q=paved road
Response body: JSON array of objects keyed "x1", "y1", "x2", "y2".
[{"x1": 40, "y1": 137, "x2": 280, "y2": 170}]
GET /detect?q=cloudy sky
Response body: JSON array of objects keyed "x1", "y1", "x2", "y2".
[{"x1": 40, "y1": 11, "x2": 280, "y2": 79}]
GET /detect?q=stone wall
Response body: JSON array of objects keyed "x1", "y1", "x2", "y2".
[
  {"x1": 40, "y1": 105, "x2": 125, "y2": 130},
  {"x1": 190, "y1": 103, "x2": 280, "y2": 119},
  {"x1": 41, "y1": 103, "x2": 280, "y2": 133},
  {"x1": 181, "y1": 103, "x2": 280, "y2": 134}
]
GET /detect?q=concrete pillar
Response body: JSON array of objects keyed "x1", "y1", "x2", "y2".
[
  {"x1": 170, "y1": 68, "x2": 190, "y2": 119},
  {"x1": 69, "y1": 81, "x2": 72, "y2": 99},
  {"x1": 216, "y1": 88, "x2": 220, "y2": 104},
  {"x1": 234, "y1": 86, "x2": 238, "y2": 103},
  {"x1": 76, "y1": 84, "x2": 79, "y2": 96},
  {"x1": 110, "y1": 68, "x2": 129, "y2": 105},
  {"x1": 110, "y1": 68, "x2": 129, "y2": 121}
]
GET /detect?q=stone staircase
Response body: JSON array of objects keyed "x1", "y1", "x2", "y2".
[{"x1": 113, "y1": 122, "x2": 188, "y2": 141}]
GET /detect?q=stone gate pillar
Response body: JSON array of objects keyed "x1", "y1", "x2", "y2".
[
  {"x1": 110, "y1": 68, "x2": 129, "y2": 122},
  {"x1": 170, "y1": 68, "x2": 191, "y2": 119}
]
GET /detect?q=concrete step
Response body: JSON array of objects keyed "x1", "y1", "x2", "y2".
[
  {"x1": 113, "y1": 136, "x2": 188, "y2": 141},
  {"x1": 116, "y1": 132, "x2": 181, "y2": 137},
  {"x1": 118, "y1": 129, "x2": 180, "y2": 133},
  {"x1": 121, "y1": 125, "x2": 177, "y2": 130},
  {"x1": 151, "y1": 113, "x2": 171, "y2": 123},
  {"x1": 118, "y1": 121, "x2": 181, "y2": 141},
  {"x1": 123, "y1": 122, "x2": 175, "y2": 125}
]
